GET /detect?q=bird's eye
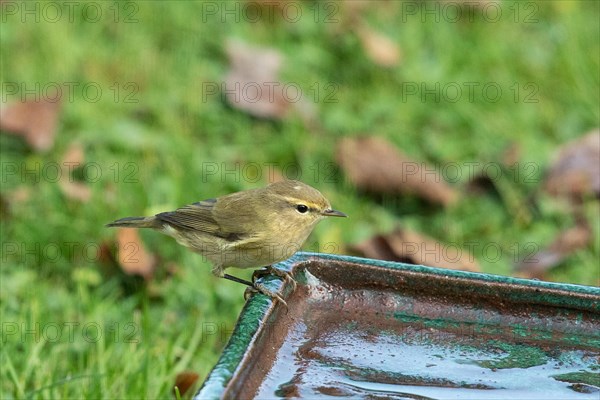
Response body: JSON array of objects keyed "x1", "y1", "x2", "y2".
[{"x1": 296, "y1": 204, "x2": 309, "y2": 214}]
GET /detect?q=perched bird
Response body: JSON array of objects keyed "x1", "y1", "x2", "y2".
[{"x1": 106, "y1": 180, "x2": 346, "y2": 303}]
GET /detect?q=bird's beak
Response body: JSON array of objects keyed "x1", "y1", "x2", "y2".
[{"x1": 321, "y1": 208, "x2": 347, "y2": 217}]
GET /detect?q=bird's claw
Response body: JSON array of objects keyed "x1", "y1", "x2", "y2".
[
  {"x1": 251, "y1": 267, "x2": 270, "y2": 282},
  {"x1": 252, "y1": 265, "x2": 297, "y2": 291},
  {"x1": 274, "y1": 270, "x2": 297, "y2": 292},
  {"x1": 244, "y1": 284, "x2": 288, "y2": 308},
  {"x1": 246, "y1": 265, "x2": 296, "y2": 309}
]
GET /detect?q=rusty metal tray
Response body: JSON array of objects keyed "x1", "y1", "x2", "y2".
[{"x1": 196, "y1": 253, "x2": 600, "y2": 399}]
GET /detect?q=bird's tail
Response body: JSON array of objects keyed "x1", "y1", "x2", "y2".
[{"x1": 105, "y1": 216, "x2": 159, "y2": 229}]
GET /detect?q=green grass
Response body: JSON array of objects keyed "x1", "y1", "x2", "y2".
[{"x1": 1, "y1": 1, "x2": 599, "y2": 398}]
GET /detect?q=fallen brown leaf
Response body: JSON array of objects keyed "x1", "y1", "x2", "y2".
[
  {"x1": 0, "y1": 95, "x2": 61, "y2": 152},
  {"x1": 115, "y1": 228, "x2": 157, "y2": 280},
  {"x1": 467, "y1": 143, "x2": 521, "y2": 195},
  {"x1": 1, "y1": 187, "x2": 31, "y2": 219},
  {"x1": 545, "y1": 129, "x2": 600, "y2": 199},
  {"x1": 336, "y1": 136, "x2": 459, "y2": 206},
  {"x1": 515, "y1": 222, "x2": 591, "y2": 278},
  {"x1": 247, "y1": 0, "x2": 286, "y2": 8},
  {"x1": 165, "y1": 261, "x2": 182, "y2": 277},
  {"x1": 264, "y1": 168, "x2": 285, "y2": 185},
  {"x1": 336, "y1": 1, "x2": 388, "y2": 33},
  {"x1": 58, "y1": 180, "x2": 92, "y2": 202},
  {"x1": 465, "y1": 173, "x2": 498, "y2": 196},
  {"x1": 173, "y1": 371, "x2": 200, "y2": 397},
  {"x1": 58, "y1": 143, "x2": 91, "y2": 202},
  {"x1": 351, "y1": 227, "x2": 480, "y2": 272},
  {"x1": 440, "y1": 0, "x2": 499, "y2": 6},
  {"x1": 4, "y1": 186, "x2": 31, "y2": 204},
  {"x1": 0, "y1": 193, "x2": 7, "y2": 219},
  {"x1": 62, "y1": 142, "x2": 85, "y2": 165},
  {"x1": 357, "y1": 25, "x2": 401, "y2": 67},
  {"x1": 97, "y1": 241, "x2": 115, "y2": 265},
  {"x1": 501, "y1": 142, "x2": 522, "y2": 168},
  {"x1": 224, "y1": 40, "x2": 290, "y2": 119}
]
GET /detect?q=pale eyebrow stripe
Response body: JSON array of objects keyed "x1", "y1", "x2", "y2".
[{"x1": 281, "y1": 196, "x2": 321, "y2": 211}]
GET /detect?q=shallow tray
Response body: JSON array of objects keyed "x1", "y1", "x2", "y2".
[{"x1": 196, "y1": 253, "x2": 600, "y2": 399}]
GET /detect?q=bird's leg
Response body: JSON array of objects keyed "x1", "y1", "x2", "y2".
[
  {"x1": 216, "y1": 265, "x2": 254, "y2": 288},
  {"x1": 221, "y1": 272, "x2": 287, "y2": 307},
  {"x1": 244, "y1": 284, "x2": 287, "y2": 308},
  {"x1": 223, "y1": 273, "x2": 254, "y2": 287}
]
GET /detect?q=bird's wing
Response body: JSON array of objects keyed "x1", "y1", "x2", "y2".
[
  {"x1": 155, "y1": 198, "x2": 222, "y2": 235},
  {"x1": 210, "y1": 190, "x2": 267, "y2": 238},
  {"x1": 155, "y1": 193, "x2": 262, "y2": 242}
]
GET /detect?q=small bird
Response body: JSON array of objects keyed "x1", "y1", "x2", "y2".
[{"x1": 106, "y1": 180, "x2": 346, "y2": 304}]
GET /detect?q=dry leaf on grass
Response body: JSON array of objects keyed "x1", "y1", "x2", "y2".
[
  {"x1": 58, "y1": 179, "x2": 91, "y2": 202},
  {"x1": 58, "y1": 143, "x2": 92, "y2": 202},
  {"x1": 545, "y1": 129, "x2": 600, "y2": 200},
  {"x1": 1, "y1": 187, "x2": 31, "y2": 219},
  {"x1": 264, "y1": 168, "x2": 285, "y2": 184},
  {"x1": 465, "y1": 173, "x2": 498, "y2": 196},
  {"x1": 58, "y1": 179, "x2": 92, "y2": 202},
  {"x1": 466, "y1": 143, "x2": 522, "y2": 195},
  {"x1": 0, "y1": 193, "x2": 7, "y2": 219},
  {"x1": 97, "y1": 241, "x2": 115, "y2": 265},
  {"x1": 336, "y1": 136, "x2": 459, "y2": 206},
  {"x1": 351, "y1": 227, "x2": 480, "y2": 272},
  {"x1": 440, "y1": 0, "x2": 500, "y2": 7},
  {"x1": 62, "y1": 142, "x2": 85, "y2": 165},
  {"x1": 515, "y1": 222, "x2": 592, "y2": 278},
  {"x1": 331, "y1": 0, "x2": 371, "y2": 33},
  {"x1": 334, "y1": 2, "x2": 401, "y2": 67},
  {"x1": 342, "y1": 0, "x2": 372, "y2": 17},
  {"x1": 116, "y1": 228, "x2": 157, "y2": 279},
  {"x1": 501, "y1": 142, "x2": 522, "y2": 168},
  {"x1": 224, "y1": 40, "x2": 290, "y2": 119},
  {"x1": 247, "y1": 0, "x2": 287, "y2": 9},
  {"x1": 357, "y1": 25, "x2": 401, "y2": 67},
  {"x1": 0, "y1": 95, "x2": 61, "y2": 152},
  {"x1": 173, "y1": 371, "x2": 200, "y2": 397},
  {"x1": 3, "y1": 187, "x2": 31, "y2": 204}
]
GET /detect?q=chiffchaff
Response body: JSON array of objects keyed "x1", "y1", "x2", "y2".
[{"x1": 106, "y1": 180, "x2": 346, "y2": 303}]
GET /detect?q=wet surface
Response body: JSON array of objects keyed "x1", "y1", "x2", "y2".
[
  {"x1": 198, "y1": 255, "x2": 600, "y2": 399},
  {"x1": 255, "y1": 316, "x2": 598, "y2": 399}
]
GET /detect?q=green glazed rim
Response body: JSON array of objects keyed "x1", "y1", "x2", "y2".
[{"x1": 195, "y1": 252, "x2": 600, "y2": 399}]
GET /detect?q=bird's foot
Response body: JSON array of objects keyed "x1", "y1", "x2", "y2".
[
  {"x1": 244, "y1": 283, "x2": 288, "y2": 308},
  {"x1": 252, "y1": 265, "x2": 297, "y2": 292},
  {"x1": 251, "y1": 267, "x2": 270, "y2": 282},
  {"x1": 222, "y1": 272, "x2": 287, "y2": 308}
]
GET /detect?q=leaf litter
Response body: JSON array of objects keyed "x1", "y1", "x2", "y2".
[
  {"x1": 336, "y1": 136, "x2": 459, "y2": 207},
  {"x1": 0, "y1": 91, "x2": 62, "y2": 152}
]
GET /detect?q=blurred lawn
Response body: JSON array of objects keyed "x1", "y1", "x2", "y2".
[{"x1": 1, "y1": 1, "x2": 599, "y2": 398}]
